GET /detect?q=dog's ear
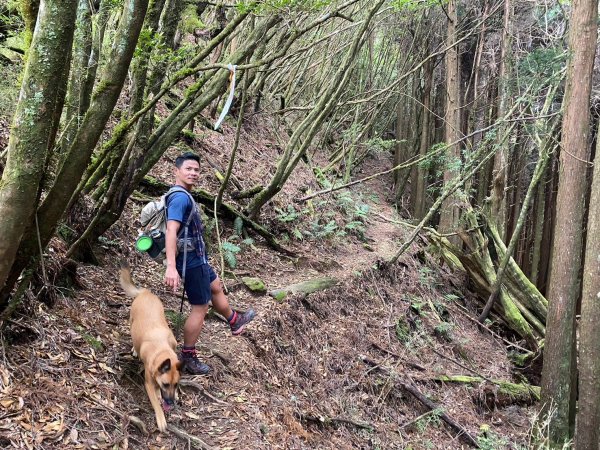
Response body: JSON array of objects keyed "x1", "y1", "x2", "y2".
[
  {"x1": 176, "y1": 360, "x2": 184, "y2": 372},
  {"x1": 158, "y1": 358, "x2": 172, "y2": 374}
]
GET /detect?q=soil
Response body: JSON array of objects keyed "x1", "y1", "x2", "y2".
[{"x1": 0, "y1": 114, "x2": 536, "y2": 449}]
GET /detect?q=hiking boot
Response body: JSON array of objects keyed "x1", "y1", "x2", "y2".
[
  {"x1": 230, "y1": 309, "x2": 256, "y2": 336},
  {"x1": 179, "y1": 351, "x2": 210, "y2": 375}
]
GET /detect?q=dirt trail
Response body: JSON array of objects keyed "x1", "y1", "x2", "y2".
[{"x1": 0, "y1": 126, "x2": 534, "y2": 449}]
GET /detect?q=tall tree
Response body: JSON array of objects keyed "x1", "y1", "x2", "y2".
[
  {"x1": 576, "y1": 133, "x2": 600, "y2": 449},
  {"x1": 0, "y1": 0, "x2": 77, "y2": 290},
  {"x1": 490, "y1": 0, "x2": 512, "y2": 241},
  {"x1": 438, "y1": 0, "x2": 461, "y2": 243},
  {"x1": 540, "y1": 0, "x2": 598, "y2": 444}
]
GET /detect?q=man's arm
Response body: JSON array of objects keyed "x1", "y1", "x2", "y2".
[{"x1": 164, "y1": 219, "x2": 181, "y2": 292}]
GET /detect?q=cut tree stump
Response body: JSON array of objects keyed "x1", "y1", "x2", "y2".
[{"x1": 269, "y1": 277, "x2": 338, "y2": 301}]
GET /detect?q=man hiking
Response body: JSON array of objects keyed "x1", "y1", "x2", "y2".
[{"x1": 164, "y1": 151, "x2": 256, "y2": 375}]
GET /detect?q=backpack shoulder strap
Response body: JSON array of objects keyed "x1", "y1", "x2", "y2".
[{"x1": 164, "y1": 186, "x2": 197, "y2": 227}]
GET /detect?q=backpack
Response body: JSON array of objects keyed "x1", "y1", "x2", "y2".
[{"x1": 137, "y1": 186, "x2": 197, "y2": 264}]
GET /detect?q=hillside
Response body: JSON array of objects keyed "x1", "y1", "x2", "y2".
[{"x1": 0, "y1": 115, "x2": 538, "y2": 450}]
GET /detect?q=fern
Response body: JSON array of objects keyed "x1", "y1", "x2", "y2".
[
  {"x1": 224, "y1": 251, "x2": 237, "y2": 268},
  {"x1": 222, "y1": 241, "x2": 241, "y2": 253},
  {"x1": 234, "y1": 216, "x2": 244, "y2": 236},
  {"x1": 221, "y1": 241, "x2": 241, "y2": 268}
]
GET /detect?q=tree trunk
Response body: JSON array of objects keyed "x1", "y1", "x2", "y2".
[
  {"x1": 575, "y1": 133, "x2": 600, "y2": 449},
  {"x1": 0, "y1": 0, "x2": 149, "y2": 302},
  {"x1": 61, "y1": 0, "x2": 93, "y2": 158},
  {"x1": 438, "y1": 0, "x2": 461, "y2": 244},
  {"x1": 541, "y1": 0, "x2": 598, "y2": 443},
  {"x1": 0, "y1": 0, "x2": 77, "y2": 290},
  {"x1": 412, "y1": 53, "x2": 432, "y2": 220},
  {"x1": 246, "y1": 0, "x2": 385, "y2": 218},
  {"x1": 490, "y1": 0, "x2": 512, "y2": 241}
]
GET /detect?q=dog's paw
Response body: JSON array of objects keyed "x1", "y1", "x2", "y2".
[{"x1": 156, "y1": 415, "x2": 168, "y2": 433}]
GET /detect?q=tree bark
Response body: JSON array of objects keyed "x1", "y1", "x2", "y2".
[
  {"x1": 438, "y1": 0, "x2": 461, "y2": 244},
  {"x1": 0, "y1": 0, "x2": 77, "y2": 290},
  {"x1": 541, "y1": 0, "x2": 598, "y2": 443},
  {"x1": 490, "y1": 0, "x2": 512, "y2": 242},
  {"x1": 575, "y1": 133, "x2": 600, "y2": 449},
  {"x1": 0, "y1": 0, "x2": 149, "y2": 302},
  {"x1": 412, "y1": 51, "x2": 432, "y2": 220}
]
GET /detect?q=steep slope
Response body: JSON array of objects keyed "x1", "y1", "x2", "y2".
[{"x1": 0, "y1": 116, "x2": 536, "y2": 449}]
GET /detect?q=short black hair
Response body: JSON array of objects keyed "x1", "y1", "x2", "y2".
[{"x1": 175, "y1": 152, "x2": 200, "y2": 168}]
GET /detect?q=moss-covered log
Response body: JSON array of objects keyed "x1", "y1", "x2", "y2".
[
  {"x1": 434, "y1": 374, "x2": 540, "y2": 406},
  {"x1": 269, "y1": 277, "x2": 338, "y2": 301}
]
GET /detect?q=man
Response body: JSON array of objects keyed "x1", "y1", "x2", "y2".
[{"x1": 164, "y1": 152, "x2": 256, "y2": 375}]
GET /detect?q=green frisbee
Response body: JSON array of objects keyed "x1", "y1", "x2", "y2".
[{"x1": 136, "y1": 235, "x2": 153, "y2": 252}]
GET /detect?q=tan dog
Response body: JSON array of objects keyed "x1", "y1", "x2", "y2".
[{"x1": 120, "y1": 265, "x2": 182, "y2": 432}]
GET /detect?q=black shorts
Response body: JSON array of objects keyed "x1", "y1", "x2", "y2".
[{"x1": 179, "y1": 264, "x2": 218, "y2": 305}]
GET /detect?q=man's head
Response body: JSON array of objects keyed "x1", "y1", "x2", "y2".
[{"x1": 174, "y1": 152, "x2": 200, "y2": 190}]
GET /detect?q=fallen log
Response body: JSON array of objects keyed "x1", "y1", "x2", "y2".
[
  {"x1": 433, "y1": 374, "x2": 540, "y2": 406},
  {"x1": 269, "y1": 277, "x2": 338, "y2": 301}
]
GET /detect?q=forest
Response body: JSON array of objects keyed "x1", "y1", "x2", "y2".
[{"x1": 0, "y1": 0, "x2": 598, "y2": 448}]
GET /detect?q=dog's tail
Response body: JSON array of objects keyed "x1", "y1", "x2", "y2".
[{"x1": 119, "y1": 262, "x2": 143, "y2": 297}]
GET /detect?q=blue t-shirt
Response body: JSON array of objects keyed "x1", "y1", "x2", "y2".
[{"x1": 166, "y1": 190, "x2": 207, "y2": 270}]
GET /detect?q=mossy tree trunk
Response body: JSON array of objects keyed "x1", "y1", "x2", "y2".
[
  {"x1": 541, "y1": 0, "x2": 598, "y2": 443},
  {"x1": 0, "y1": 0, "x2": 149, "y2": 303},
  {"x1": 66, "y1": 15, "x2": 280, "y2": 258},
  {"x1": 0, "y1": 0, "x2": 77, "y2": 291}
]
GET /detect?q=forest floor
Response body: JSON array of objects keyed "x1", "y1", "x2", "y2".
[{"x1": 0, "y1": 114, "x2": 540, "y2": 449}]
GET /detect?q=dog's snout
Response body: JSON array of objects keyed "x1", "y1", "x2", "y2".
[{"x1": 162, "y1": 394, "x2": 175, "y2": 406}]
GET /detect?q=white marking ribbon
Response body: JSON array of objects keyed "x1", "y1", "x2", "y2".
[{"x1": 214, "y1": 64, "x2": 237, "y2": 130}]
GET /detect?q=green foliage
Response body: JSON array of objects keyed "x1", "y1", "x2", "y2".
[
  {"x1": 364, "y1": 136, "x2": 396, "y2": 154},
  {"x1": 180, "y1": 3, "x2": 206, "y2": 33},
  {"x1": 77, "y1": 326, "x2": 103, "y2": 352},
  {"x1": 165, "y1": 309, "x2": 185, "y2": 330},
  {"x1": 276, "y1": 204, "x2": 301, "y2": 222},
  {"x1": 234, "y1": 216, "x2": 244, "y2": 236},
  {"x1": 395, "y1": 317, "x2": 410, "y2": 343},
  {"x1": 236, "y1": 0, "x2": 333, "y2": 15},
  {"x1": 434, "y1": 322, "x2": 453, "y2": 342},
  {"x1": 477, "y1": 425, "x2": 509, "y2": 450},
  {"x1": 415, "y1": 409, "x2": 443, "y2": 434},
  {"x1": 222, "y1": 241, "x2": 241, "y2": 268}
]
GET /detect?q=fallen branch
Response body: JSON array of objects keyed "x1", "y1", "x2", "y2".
[
  {"x1": 360, "y1": 355, "x2": 479, "y2": 447},
  {"x1": 82, "y1": 393, "x2": 148, "y2": 435},
  {"x1": 168, "y1": 424, "x2": 214, "y2": 449},
  {"x1": 179, "y1": 379, "x2": 228, "y2": 405},
  {"x1": 269, "y1": 277, "x2": 338, "y2": 301},
  {"x1": 296, "y1": 411, "x2": 375, "y2": 431},
  {"x1": 369, "y1": 341, "x2": 426, "y2": 371}
]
